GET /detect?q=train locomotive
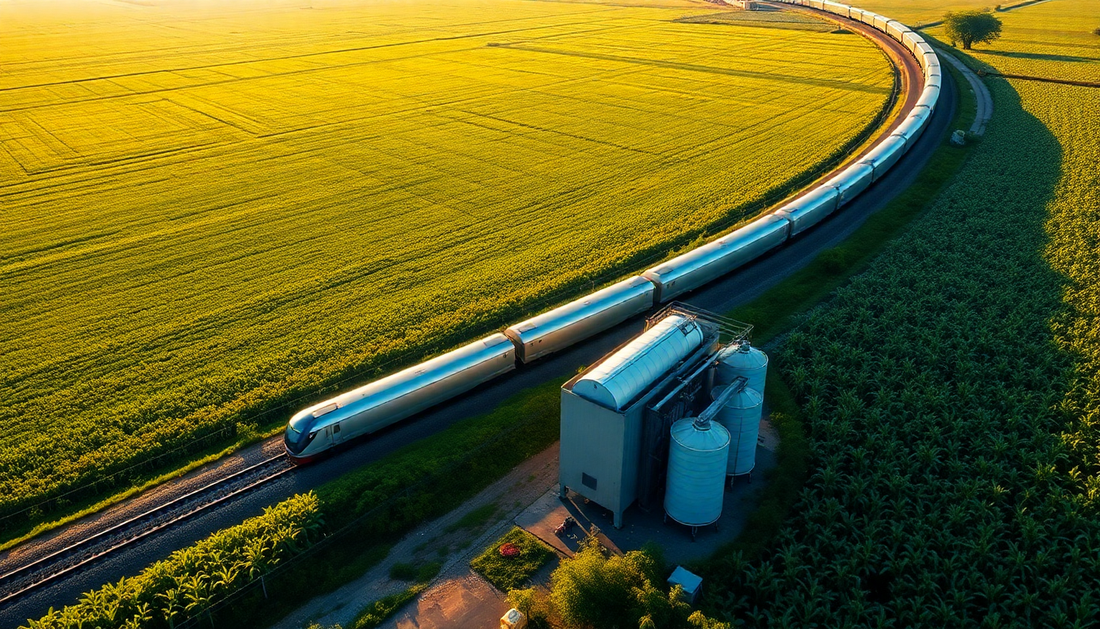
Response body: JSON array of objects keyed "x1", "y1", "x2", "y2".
[{"x1": 284, "y1": 0, "x2": 942, "y2": 462}]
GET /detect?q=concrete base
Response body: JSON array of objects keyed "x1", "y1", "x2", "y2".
[{"x1": 517, "y1": 417, "x2": 779, "y2": 565}]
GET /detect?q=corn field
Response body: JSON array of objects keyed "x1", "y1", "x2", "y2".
[{"x1": 706, "y1": 1, "x2": 1100, "y2": 625}]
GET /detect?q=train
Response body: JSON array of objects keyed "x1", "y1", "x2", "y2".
[{"x1": 284, "y1": 0, "x2": 942, "y2": 462}]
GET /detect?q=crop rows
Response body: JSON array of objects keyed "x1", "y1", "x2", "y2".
[
  {"x1": 0, "y1": 0, "x2": 892, "y2": 523},
  {"x1": 20, "y1": 493, "x2": 322, "y2": 629},
  {"x1": 707, "y1": 1, "x2": 1100, "y2": 625}
]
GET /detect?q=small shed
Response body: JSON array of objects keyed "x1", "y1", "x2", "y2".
[{"x1": 668, "y1": 566, "x2": 703, "y2": 604}]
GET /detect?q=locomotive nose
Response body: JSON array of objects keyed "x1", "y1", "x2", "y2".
[{"x1": 284, "y1": 410, "x2": 316, "y2": 456}]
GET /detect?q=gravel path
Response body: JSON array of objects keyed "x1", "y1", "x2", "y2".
[
  {"x1": 936, "y1": 47, "x2": 993, "y2": 135},
  {"x1": 272, "y1": 444, "x2": 561, "y2": 629}
]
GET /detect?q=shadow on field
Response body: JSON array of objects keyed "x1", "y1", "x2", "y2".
[
  {"x1": 696, "y1": 65, "x2": 1096, "y2": 627},
  {"x1": 981, "y1": 49, "x2": 1100, "y2": 64}
]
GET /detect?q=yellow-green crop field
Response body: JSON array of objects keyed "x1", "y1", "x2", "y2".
[{"x1": 0, "y1": 0, "x2": 892, "y2": 522}]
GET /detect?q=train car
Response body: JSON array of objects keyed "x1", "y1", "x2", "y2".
[
  {"x1": 809, "y1": 0, "x2": 825, "y2": 10},
  {"x1": 892, "y1": 107, "x2": 932, "y2": 145},
  {"x1": 915, "y1": 85, "x2": 940, "y2": 112},
  {"x1": 504, "y1": 276, "x2": 655, "y2": 364},
  {"x1": 642, "y1": 215, "x2": 791, "y2": 304},
  {"x1": 826, "y1": 162, "x2": 875, "y2": 208},
  {"x1": 886, "y1": 20, "x2": 908, "y2": 42},
  {"x1": 847, "y1": 6, "x2": 866, "y2": 21},
  {"x1": 873, "y1": 14, "x2": 890, "y2": 31},
  {"x1": 773, "y1": 185, "x2": 840, "y2": 237},
  {"x1": 925, "y1": 68, "x2": 942, "y2": 92},
  {"x1": 902, "y1": 31, "x2": 923, "y2": 56},
  {"x1": 822, "y1": 1, "x2": 849, "y2": 17},
  {"x1": 284, "y1": 334, "x2": 516, "y2": 461},
  {"x1": 859, "y1": 135, "x2": 907, "y2": 181},
  {"x1": 860, "y1": 11, "x2": 878, "y2": 26}
]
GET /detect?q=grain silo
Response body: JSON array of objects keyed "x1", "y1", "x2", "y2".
[
  {"x1": 710, "y1": 381, "x2": 763, "y2": 478},
  {"x1": 663, "y1": 417, "x2": 730, "y2": 538},
  {"x1": 716, "y1": 341, "x2": 768, "y2": 396},
  {"x1": 560, "y1": 304, "x2": 753, "y2": 529}
]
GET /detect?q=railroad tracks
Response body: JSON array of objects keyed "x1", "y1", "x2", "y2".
[{"x1": 0, "y1": 454, "x2": 296, "y2": 606}]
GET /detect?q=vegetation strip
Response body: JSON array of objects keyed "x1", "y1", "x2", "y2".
[
  {"x1": 23, "y1": 494, "x2": 323, "y2": 629},
  {"x1": 0, "y1": 456, "x2": 294, "y2": 604},
  {"x1": 470, "y1": 527, "x2": 554, "y2": 593}
]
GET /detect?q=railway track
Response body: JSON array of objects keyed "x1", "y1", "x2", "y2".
[{"x1": 0, "y1": 454, "x2": 296, "y2": 606}]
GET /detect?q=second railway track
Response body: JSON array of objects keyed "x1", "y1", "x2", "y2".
[{"x1": 0, "y1": 454, "x2": 296, "y2": 606}]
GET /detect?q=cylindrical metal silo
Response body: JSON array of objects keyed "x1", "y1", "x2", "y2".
[
  {"x1": 716, "y1": 342, "x2": 768, "y2": 396},
  {"x1": 711, "y1": 384, "x2": 763, "y2": 477},
  {"x1": 664, "y1": 418, "x2": 729, "y2": 530}
]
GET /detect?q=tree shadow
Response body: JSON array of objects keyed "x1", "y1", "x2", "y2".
[{"x1": 980, "y1": 49, "x2": 1100, "y2": 63}]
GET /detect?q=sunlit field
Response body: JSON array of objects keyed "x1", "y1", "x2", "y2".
[{"x1": 0, "y1": 0, "x2": 892, "y2": 520}]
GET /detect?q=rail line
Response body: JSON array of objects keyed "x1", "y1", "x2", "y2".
[
  {"x1": 2, "y1": 0, "x2": 942, "y2": 620},
  {"x1": 0, "y1": 454, "x2": 295, "y2": 606}
]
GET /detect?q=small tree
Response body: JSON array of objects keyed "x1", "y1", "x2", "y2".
[{"x1": 944, "y1": 10, "x2": 1003, "y2": 50}]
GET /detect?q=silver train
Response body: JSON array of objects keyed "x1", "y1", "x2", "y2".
[{"x1": 284, "y1": 1, "x2": 941, "y2": 462}]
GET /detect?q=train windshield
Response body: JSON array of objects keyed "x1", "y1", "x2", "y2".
[{"x1": 285, "y1": 413, "x2": 315, "y2": 454}]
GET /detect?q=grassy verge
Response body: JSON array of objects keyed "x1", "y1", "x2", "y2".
[
  {"x1": 345, "y1": 585, "x2": 427, "y2": 629},
  {"x1": 471, "y1": 527, "x2": 555, "y2": 592}
]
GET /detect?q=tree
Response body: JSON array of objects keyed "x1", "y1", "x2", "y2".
[
  {"x1": 944, "y1": 10, "x2": 1003, "y2": 50},
  {"x1": 547, "y1": 534, "x2": 730, "y2": 629}
]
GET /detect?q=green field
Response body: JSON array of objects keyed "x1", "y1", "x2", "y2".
[
  {"x1": 0, "y1": 0, "x2": 893, "y2": 521},
  {"x1": 706, "y1": 0, "x2": 1100, "y2": 624}
]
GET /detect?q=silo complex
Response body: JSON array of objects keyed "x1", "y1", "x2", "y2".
[
  {"x1": 711, "y1": 383, "x2": 763, "y2": 477},
  {"x1": 559, "y1": 304, "x2": 754, "y2": 530},
  {"x1": 664, "y1": 418, "x2": 730, "y2": 532},
  {"x1": 716, "y1": 342, "x2": 768, "y2": 396}
]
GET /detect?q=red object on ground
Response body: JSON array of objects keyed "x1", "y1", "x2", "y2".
[{"x1": 499, "y1": 542, "x2": 520, "y2": 558}]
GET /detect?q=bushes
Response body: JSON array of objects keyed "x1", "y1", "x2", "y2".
[
  {"x1": 22, "y1": 493, "x2": 322, "y2": 629},
  {"x1": 470, "y1": 527, "x2": 553, "y2": 592},
  {"x1": 545, "y1": 538, "x2": 729, "y2": 629}
]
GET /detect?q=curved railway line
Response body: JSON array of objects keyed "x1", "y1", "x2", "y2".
[
  {"x1": 0, "y1": 455, "x2": 295, "y2": 606},
  {"x1": 0, "y1": 2, "x2": 959, "y2": 624}
]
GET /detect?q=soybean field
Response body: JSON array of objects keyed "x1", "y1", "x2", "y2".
[
  {"x1": 0, "y1": 0, "x2": 893, "y2": 526},
  {"x1": 707, "y1": 0, "x2": 1100, "y2": 625}
]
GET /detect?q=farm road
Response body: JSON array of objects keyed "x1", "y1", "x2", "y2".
[{"x1": 0, "y1": 22, "x2": 956, "y2": 629}]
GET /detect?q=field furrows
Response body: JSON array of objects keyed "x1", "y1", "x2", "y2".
[{"x1": 0, "y1": 0, "x2": 892, "y2": 524}]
